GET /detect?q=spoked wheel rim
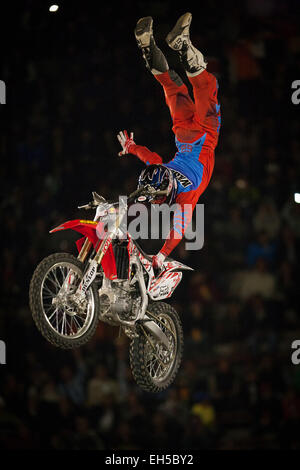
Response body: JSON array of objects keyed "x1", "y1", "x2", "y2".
[
  {"x1": 40, "y1": 262, "x2": 95, "y2": 339},
  {"x1": 144, "y1": 312, "x2": 177, "y2": 384}
]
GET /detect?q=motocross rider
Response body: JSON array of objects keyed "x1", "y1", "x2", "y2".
[{"x1": 117, "y1": 13, "x2": 221, "y2": 270}]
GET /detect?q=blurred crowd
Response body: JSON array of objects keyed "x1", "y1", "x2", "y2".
[{"x1": 1, "y1": 0, "x2": 300, "y2": 450}]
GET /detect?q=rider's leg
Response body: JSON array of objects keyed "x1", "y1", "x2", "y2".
[
  {"x1": 135, "y1": 17, "x2": 169, "y2": 74},
  {"x1": 135, "y1": 17, "x2": 197, "y2": 140},
  {"x1": 166, "y1": 12, "x2": 218, "y2": 125},
  {"x1": 154, "y1": 70, "x2": 195, "y2": 125},
  {"x1": 166, "y1": 12, "x2": 207, "y2": 77},
  {"x1": 188, "y1": 71, "x2": 219, "y2": 126}
]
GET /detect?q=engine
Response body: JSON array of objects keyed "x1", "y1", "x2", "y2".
[{"x1": 98, "y1": 280, "x2": 141, "y2": 325}]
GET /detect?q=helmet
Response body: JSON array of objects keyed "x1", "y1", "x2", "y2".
[{"x1": 137, "y1": 164, "x2": 177, "y2": 205}]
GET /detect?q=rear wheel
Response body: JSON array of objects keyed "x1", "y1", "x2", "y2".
[
  {"x1": 29, "y1": 253, "x2": 99, "y2": 349},
  {"x1": 130, "y1": 302, "x2": 183, "y2": 393}
]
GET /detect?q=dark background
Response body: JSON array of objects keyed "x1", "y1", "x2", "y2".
[{"x1": 0, "y1": 0, "x2": 300, "y2": 450}]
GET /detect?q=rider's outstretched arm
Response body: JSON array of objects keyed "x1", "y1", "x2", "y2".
[
  {"x1": 117, "y1": 130, "x2": 163, "y2": 165},
  {"x1": 129, "y1": 143, "x2": 163, "y2": 165}
]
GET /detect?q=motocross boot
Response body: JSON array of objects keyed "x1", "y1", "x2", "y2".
[
  {"x1": 135, "y1": 16, "x2": 169, "y2": 74},
  {"x1": 166, "y1": 12, "x2": 207, "y2": 76}
]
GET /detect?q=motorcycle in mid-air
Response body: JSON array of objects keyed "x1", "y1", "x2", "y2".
[{"x1": 29, "y1": 186, "x2": 193, "y2": 392}]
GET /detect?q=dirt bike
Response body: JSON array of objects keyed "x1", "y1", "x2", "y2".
[{"x1": 29, "y1": 186, "x2": 193, "y2": 393}]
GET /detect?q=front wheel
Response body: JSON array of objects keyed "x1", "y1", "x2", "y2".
[
  {"x1": 29, "y1": 253, "x2": 100, "y2": 349},
  {"x1": 130, "y1": 302, "x2": 183, "y2": 393}
]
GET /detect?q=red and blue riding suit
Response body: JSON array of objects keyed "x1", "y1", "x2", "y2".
[{"x1": 128, "y1": 69, "x2": 221, "y2": 257}]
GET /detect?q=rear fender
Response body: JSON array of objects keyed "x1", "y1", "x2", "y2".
[{"x1": 162, "y1": 260, "x2": 194, "y2": 273}]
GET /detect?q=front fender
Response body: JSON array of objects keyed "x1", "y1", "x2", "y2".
[
  {"x1": 50, "y1": 219, "x2": 99, "y2": 247},
  {"x1": 50, "y1": 219, "x2": 117, "y2": 280}
]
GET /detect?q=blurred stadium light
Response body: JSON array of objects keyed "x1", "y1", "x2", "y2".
[
  {"x1": 294, "y1": 193, "x2": 300, "y2": 203},
  {"x1": 49, "y1": 4, "x2": 59, "y2": 12}
]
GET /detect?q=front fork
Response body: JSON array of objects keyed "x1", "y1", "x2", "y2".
[
  {"x1": 77, "y1": 238, "x2": 92, "y2": 263},
  {"x1": 75, "y1": 213, "x2": 122, "y2": 297},
  {"x1": 56, "y1": 238, "x2": 93, "y2": 296}
]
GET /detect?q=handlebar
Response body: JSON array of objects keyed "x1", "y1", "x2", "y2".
[
  {"x1": 78, "y1": 191, "x2": 108, "y2": 210},
  {"x1": 128, "y1": 185, "x2": 169, "y2": 203},
  {"x1": 77, "y1": 202, "x2": 96, "y2": 210},
  {"x1": 78, "y1": 186, "x2": 169, "y2": 210}
]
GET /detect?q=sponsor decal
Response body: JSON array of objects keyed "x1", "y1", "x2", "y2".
[
  {"x1": 80, "y1": 220, "x2": 98, "y2": 225},
  {"x1": 159, "y1": 285, "x2": 169, "y2": 296},
  {"x1": 81, "y1": 262, "x2": 97, "y2": 293},
  {"x1": 148, "y1": 269, "x2": 182, "y2": 299},
  {"x1": 177, "y1": 143, "x2": 193, "y2": 153},
  {"x1": 171, "y1": 170, "x2": 192, "y2": 188},
  {"x1": 101, "y1": 236, "x2": 113, "y2": 255}
]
